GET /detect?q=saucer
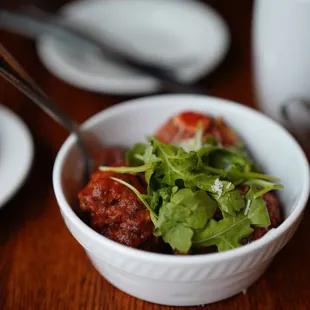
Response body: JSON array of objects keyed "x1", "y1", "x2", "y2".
[
  {"x1": 37, "y1": 0, "x2": 230, "y2": 95},
  {"x1": 0, "y1": 105, "x2": 34, "y2": 209}
]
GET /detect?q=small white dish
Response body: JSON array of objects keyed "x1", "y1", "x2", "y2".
[
  {"x1": 37, "y1": 0, "x2": 230, "y2": 95},
  {"x1": 53, "y1": 94, "x2": 309, "y2": 306},
  {"x1": 0, "y1": 105, "x2": 34, "y2": 209}
]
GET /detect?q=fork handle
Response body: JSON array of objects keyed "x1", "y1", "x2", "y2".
[
  {"x1": 0, "y1": 44, "x2": 93, "y2": 180},
  {"x1": 0, "y1": 44, "x2": 79, "y2": 132}
]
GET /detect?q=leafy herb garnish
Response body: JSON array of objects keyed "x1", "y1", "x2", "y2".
[
  {"x1": 213, "y1": 188, "x2": 245, "y2": 216},
  {"x1": 153, "y1": 188, "x2": 217, "y2": 253},
  {"x1": 192, "y1": 214, "x2": 254, "y2": 251},
  {"x1": 244, "y1": 185, "x2": 271, "y2": 227},
  {"x1": 100, "y1": 134, "x2": 283, "y2": 254},
  {"x1": 126, "y1": 143, "x2": 146, "y2": 166}
]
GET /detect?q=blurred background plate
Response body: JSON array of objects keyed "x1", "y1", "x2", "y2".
[
  {"x1": 36, "y1": 0, "x2": 230, "y2": 95},
  {"x1": 0, "y1": 105, "x2": 34, "y2": 209}
]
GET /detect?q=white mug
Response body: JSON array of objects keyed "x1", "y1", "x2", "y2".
[{"x1": 253, "y1": 0, "x2": 310, "y2": 147}]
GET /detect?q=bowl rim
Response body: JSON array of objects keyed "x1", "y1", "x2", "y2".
[{"x1": 53, "y1": 94, "x2": 310, "y2": 265}]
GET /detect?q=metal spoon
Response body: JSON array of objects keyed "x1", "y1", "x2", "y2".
[{"x1": 0, "y1": 43, "x2": 94, "y2": 184}]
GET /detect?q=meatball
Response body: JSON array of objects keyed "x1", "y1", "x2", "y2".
[
  {"x1": 209, "y1": 117, "x2": 241, "y2": 147},
  {"x1": 155, "y1": 111, "x2": 211, "y2": 144},
  {"x1": 155, "y1": 111, "x2": 241, "y2": 146},
  {"x1": 78, "y1": 169, "x2": 154, "y2": 248}
]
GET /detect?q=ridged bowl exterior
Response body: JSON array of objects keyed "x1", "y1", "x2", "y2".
[
  {"x1": 54, "y1": 95, "x2": 310, "y2": 306},
  {"x1": 60, "y1": 210, "x2": 302, "y2": 306}
]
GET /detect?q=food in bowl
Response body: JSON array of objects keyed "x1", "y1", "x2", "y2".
[
  {"x1": 77, "y1": 111, "x2": 283, "y2": 255},
  {"x1": 54, "y1": 95, "x2": 309, "y2": 306}
]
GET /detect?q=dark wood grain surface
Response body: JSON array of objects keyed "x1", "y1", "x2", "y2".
[{"x1": 1, "y1": 1, "x2": 309, "y2": 309}]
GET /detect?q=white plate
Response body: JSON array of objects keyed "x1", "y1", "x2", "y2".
[
  {"x1": 37, "y1": 0, "x2": 230, "y2": 95},
  {"x1": 0, "y1": 105, "x2": 34, "y2": 209}
]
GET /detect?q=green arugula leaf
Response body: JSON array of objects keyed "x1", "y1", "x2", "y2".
[
  {"x1": 152, "y1": 139, "x2": 199, "y2": 186},
  {"x1": 149, "y1": 186, "x2": 176, "y2": 211},
  {"x1": 244, "y1": 179, "x2": 283, "y2": 198},
  {"x1": 154, "y1": 188, "x2": 217, "y2": 253},
  {"x1": 244, "y1": 185, "x2": 271, "y2": 227},
  {"x1": 207, "y1": 149, "x2": 252, "y2": 186},
  {"x1": 141, "y1": 145, "x2": 165, "y2": 197},
  {"x1": 209, "y1": 149, "x2": 250, "y2": 172},
  {"x1": 213, "y1": 188, "x2": 245, "y2": 216},
  {"x1": 226, "y1": 144, "x2": 262, "y2": 173},
  {"x1": 143, "y1": 145, "x2": 160, "y2": 164},
  {"x1": 125, "y1": 143, "x2": 147, "y2": 166},
  {"x1": 153, "y1": 201, "x2": 193, "y2": 253},
  {"x1": 159, "y1": 186, "x2": 178, "y2": 202},
  {"x1": 204, "y1": 134, "x2": 219, "y2": 146},
  {"x1": 196, "y1": 144, "x2": 221, "y2": 170},
  {"x1": 100, "y1": 163, "x2": 152, "y2": 174},
  {"x1": 190, "y1": 175, "x2": 235, "y2": 196},
  {"x1": 171, "y1": 189, "x2": 217, "y2": 228},
  {"x1": 160, "y1": 224, "x2": 194, "y2": 254},
  {"x1": 99, "y1": 133, "x2": 283, "y2": 254},
  {"x1": 192, "y1": 214, "x2": 254, "y2": 251},
  {"x1": 203, "y1": 166, "x2": 281, "y2": 183},
  {"x1": 100, "y1": 145, "x2": 161, "y2": 175}
]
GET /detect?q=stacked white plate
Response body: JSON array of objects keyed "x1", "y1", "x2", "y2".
[
  {"x1": 37, "y1": 0, "x2": 230, "y2": 95},
  {"x1": 0, "y1": 105, "x2": 34, "y2": 209}
]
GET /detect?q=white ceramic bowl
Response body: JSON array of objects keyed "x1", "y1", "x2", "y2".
[{"x1": 53, "y1": 95, "x2": 310, "y2": 306}]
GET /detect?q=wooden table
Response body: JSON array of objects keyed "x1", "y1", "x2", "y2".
[{"x1": 1, "y1": 1, "x2": 309, "y2": 309}]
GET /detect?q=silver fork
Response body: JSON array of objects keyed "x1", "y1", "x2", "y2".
[{"x1": 0, "y1": 43, "x2": 94, "y2": 184}]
